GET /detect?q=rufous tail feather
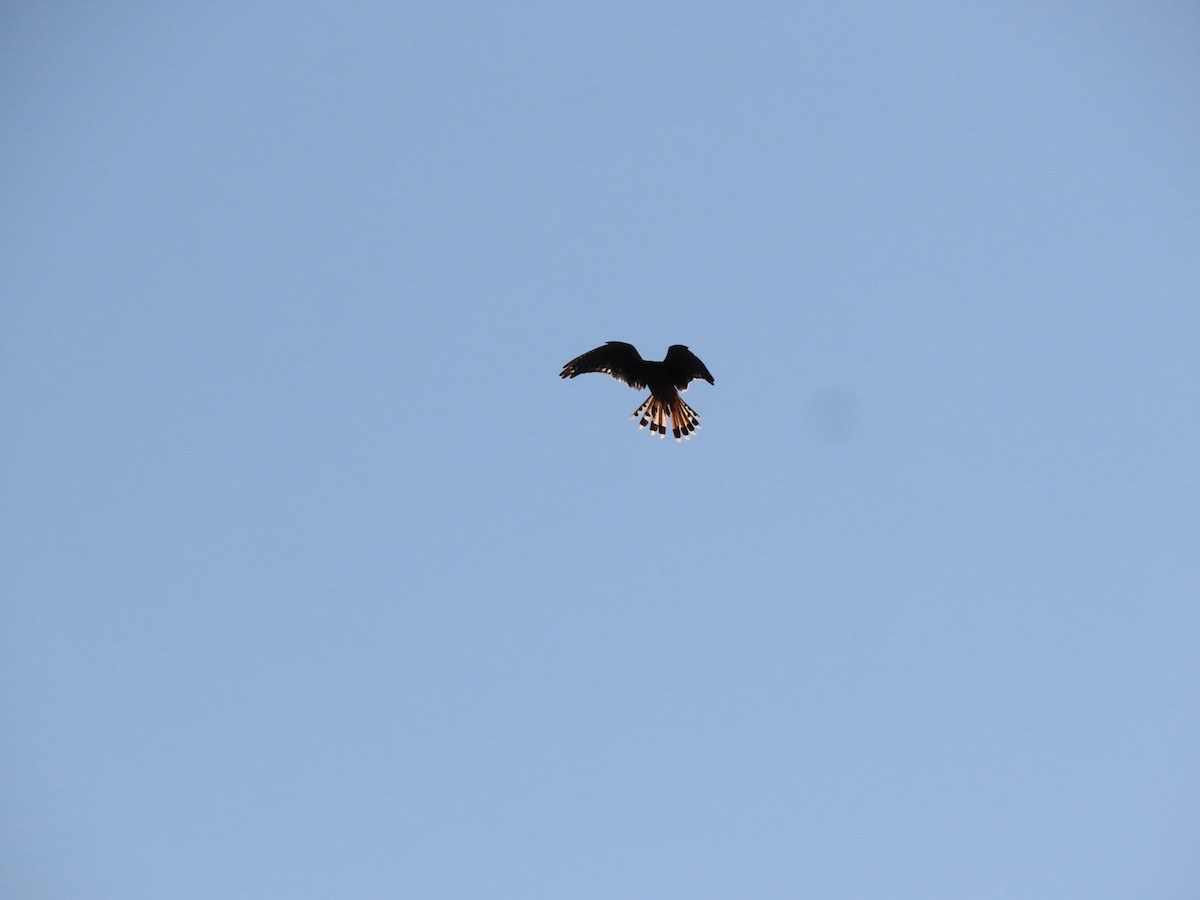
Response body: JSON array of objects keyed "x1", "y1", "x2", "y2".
[{"x1": 630, "y1": 394, "x2": 702, "y2": 442}]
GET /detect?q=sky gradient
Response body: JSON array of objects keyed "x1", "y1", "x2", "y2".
[{"x1": 3, "y1": 3, "x2": 1199, "y2": 897}]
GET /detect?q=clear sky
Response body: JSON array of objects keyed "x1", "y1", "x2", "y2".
[{"x1": 3, "y1": 3, "x2": 1198, "y2": 897}]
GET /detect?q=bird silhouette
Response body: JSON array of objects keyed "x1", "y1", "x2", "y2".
[{"x1": 559, "y1": 342, "x2": 715, "y2": 441}]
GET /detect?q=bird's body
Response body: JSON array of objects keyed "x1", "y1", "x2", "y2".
[{"x1": 559, "y1": 341, "x2": 715, "y2": 441}]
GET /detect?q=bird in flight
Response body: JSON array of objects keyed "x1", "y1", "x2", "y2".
[{"x1": 559, "y1": 342, "x2": 715, "y2": 441}]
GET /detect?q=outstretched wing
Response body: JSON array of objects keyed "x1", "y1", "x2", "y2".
[
  {"x1": 559, "y1": 341, "x2": 648, "y2": 390},
  {"x1": 663, "y1": 344, "x2": 715, "y2": 390}
]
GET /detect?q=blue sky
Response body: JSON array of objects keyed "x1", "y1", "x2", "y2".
[{"x1": 3, "y1": 3, "x2": 1198, "y2": 897}]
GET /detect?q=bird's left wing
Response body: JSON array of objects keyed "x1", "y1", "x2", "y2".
[
  {"x1": 559, "y1": 341, "x2": 647, "y2": 390},
  {"x1": 664, "y1": 344, "x2": 715, "y2": 390}
]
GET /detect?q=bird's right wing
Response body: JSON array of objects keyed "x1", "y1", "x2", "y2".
[{"x1": 559, "y1": 341, "x2": 647, "y2": 390}]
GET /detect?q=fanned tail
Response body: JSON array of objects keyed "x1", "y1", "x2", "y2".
[{"x1": 631, "y1": 394, "x2": 702, "y2": 442}]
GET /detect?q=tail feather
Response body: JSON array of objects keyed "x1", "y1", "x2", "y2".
[{"x1": 631, "y1": 394, "x2": 702, "y2": 442}]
